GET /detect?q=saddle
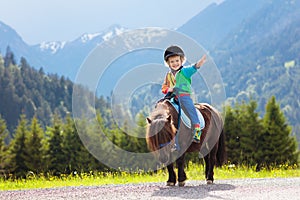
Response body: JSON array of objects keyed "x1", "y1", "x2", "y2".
[{"x1": 165, "y1": 98, "x2": 205, "y2": 130}]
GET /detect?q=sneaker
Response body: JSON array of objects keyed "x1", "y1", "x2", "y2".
[{"x1": 193, "y1": 124, "x2": 201, "y2": 143}]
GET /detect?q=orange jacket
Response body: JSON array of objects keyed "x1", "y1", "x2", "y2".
[{"x1": 161, "y1": 71, "x2": 176, "y2": 94}]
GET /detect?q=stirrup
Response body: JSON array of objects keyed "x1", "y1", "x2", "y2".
[{"x1": 171, "y1": 144, "x2": 179, "y2": 152}]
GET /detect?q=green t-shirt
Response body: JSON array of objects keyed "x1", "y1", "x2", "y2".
[{"x1": 174, "y1": 65, "x2": 197, "y2": 94}]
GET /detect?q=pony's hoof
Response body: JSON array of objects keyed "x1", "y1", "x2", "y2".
[
  {"x1": 166, "y1": 182, "x2": 175, "y2": 186},
  {"x1": 178, "y1": 181, "x2": 185, "y2": 187},
  {"x1": 206, "y1": 180, "x2": 213, "y2": 184}
]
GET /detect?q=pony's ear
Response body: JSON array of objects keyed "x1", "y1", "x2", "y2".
[
  {"x1": 146, "y1": 117, "x2": 152, "y2": 124},
  {"x1": 166, "y1": 115, "x2": 172, "y2": 123}
]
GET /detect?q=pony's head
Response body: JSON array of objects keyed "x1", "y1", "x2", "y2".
[{"x1": 146, "y1": 101, "x2": 177, "y2": 164}]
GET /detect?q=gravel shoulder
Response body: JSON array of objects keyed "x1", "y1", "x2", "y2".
[{"x1": 1, "y1": 177, "x2": 300, "y2": 200}]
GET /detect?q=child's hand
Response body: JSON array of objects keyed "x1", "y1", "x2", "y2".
[{"x1": 195, "y1": 54, "x2": 207, "y2": 69}]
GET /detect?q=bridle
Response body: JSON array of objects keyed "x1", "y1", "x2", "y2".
[{"x1": 159, "y1": 141, "x2": 171, "y2": 148}]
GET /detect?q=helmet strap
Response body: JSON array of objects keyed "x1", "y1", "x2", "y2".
[{"x1": 171, "y1": 66, "x2": 183, "y2": 74}]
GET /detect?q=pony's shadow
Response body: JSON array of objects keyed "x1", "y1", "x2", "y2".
[{"x1": 151, "y1": 182, "x2": 236, "y2": 199}]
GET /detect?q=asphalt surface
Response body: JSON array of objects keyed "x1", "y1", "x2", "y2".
[{"x1": 1, "y1": 177, "x2": 300, "y2": 200}]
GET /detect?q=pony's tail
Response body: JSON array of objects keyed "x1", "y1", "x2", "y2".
[{"x1": 216, "y1": 129, "x2": 227, "y2": 167}]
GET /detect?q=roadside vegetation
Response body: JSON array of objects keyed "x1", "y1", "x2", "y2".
[{"x1": 1, "y1": 162, "x2": 299, "y2": 190}]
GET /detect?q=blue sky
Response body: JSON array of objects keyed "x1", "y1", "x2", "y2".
[{"x1": 0, "y1": 0, "x2": 223, "y2": 44}]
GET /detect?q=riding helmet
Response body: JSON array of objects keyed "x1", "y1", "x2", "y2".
[{"x1": 164, "y1": 45, "x2": 185, "y2": 61}]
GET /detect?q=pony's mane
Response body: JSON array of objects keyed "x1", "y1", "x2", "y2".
[
  {"x1": 152, "y1": 101, "x2": 169, "y2": 116},
  {"x1": 146, "y1": 101, "x2": 176, "y2": 151}
]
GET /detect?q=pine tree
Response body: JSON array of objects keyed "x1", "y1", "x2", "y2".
[
  {"x1": 24, "y1": 117, "x2": 44, "y2": 173},
  {"x1": 113, "y1": 113, "x2": 148, "y2": 154},
  {"x1": 4, "y1": 46, "x2": 16, "y2": 67},
  {"x1": 0, "y1": 115, "x2": 9, "y2": 170},
  {"x1": 239, "y1": 100, "x2": 263, "y2": 166},
  {"x1": 224, "y1": 100, "x2": 264, "y2": 166},
  {"x1": 76, "y1": 117, "x2": 102, "y2": 172},
  {"x1": 258, "y1": 96, "x2": 299, "y2": 169},
  {"x1": 0, "y1": 54, "x2": 4, "y2": 66},
  {"x1": 46, "y1": 116, "x2": 65, "y2": 175},
  {"x1": 8, "y1": 114, "x2": 29, "y2": 177},
  {"x1": 134, "y1": 112, "x2": 148, "y2": 153},
  {"x1": 224, "y1": 105, "x2": 243, "y2": 165},
  {"x1": 61, "y1": 115, "x2": 85, "y2": 173}
]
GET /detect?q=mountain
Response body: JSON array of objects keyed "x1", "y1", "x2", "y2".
[
  {"x1": 0, "y1": 22, "x2": 46, "y2": 69},
  {"x1": 31, "y1": 25, "x2": 126, "y2": 79},
  {"x1": 0, "y1": 22, "x2": 126, "y2": 79},
  {"x1": 0, "y1": 22, "x2": 28, "y2": 55},
  {"x1": 213, "y1": 0, "x2": 300, "y2": 117},
  {"x1": 177, "y1": 0, "x2": 268, "y2": 50},
  {"x1": 215, "y1": 0, "x2": 300, "y2": 144},
  {"x1": 179, "y1": 0, "x2": 300, "y2": 143}
]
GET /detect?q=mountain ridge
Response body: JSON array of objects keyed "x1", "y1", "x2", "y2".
[
  {"x1": 0, "y1": 21, "x2": 126, "y2": 78},
  {"x1": 177, "y1": 0, "x2": 267, "y2": 50}
]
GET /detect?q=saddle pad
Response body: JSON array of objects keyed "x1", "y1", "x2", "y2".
[{"x1": 168, "y1": 99, "x2": 205, "y2": 129}]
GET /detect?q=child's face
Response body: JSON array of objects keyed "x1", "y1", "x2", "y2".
[{"x1": 167, "y1": 55, "x2": 182, "y2": 71}]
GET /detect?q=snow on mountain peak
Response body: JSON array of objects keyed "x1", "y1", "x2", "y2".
[
  {"x1": 39, "y1": 41, "x2": 66, "y2": 54},
  {"x1": 102, "y1": 26, "x2": 126, "y2": 41},
  {"x1": 102, "y1": 31, "x2": 113, "y2": 41},
  {"x1": 80, "y1": 33, "x2": 101, "y2": 43},
  {"x1": 73, "y1": 25, "x2": 126, "y2": 44}
]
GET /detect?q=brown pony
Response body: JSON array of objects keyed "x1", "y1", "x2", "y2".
[{"x1": 146, "y1": 99, "x2": 226, "y2": 186}]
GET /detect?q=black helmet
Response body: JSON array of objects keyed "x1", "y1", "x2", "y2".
[{"x1": 164, "y1": 45, "x2": 185, "y2": 61}]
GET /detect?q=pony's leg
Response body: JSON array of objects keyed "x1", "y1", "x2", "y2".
[
  {"x1": 166, "y1": 164, "x2": 176, "y2": 186},
  {"x1": 204, "y1": 155, "x2": 210, "y2": 181},
  {"x1": 177, "y1": 154, "x2": 187, "y2": 187},
  {"x1": 204, "y1": 146, "x2": 217, "y2": 184}
]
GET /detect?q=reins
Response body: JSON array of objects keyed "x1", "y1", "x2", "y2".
[
  {"x1": 174, "y1": 97, "x2": 181, "y2": 151},
  {"x1": 151, "y1": 98, "x2": 182, "y2": 150},
  {"x1": 159, "y1": 141, "x2": 171, "y2": 148}
]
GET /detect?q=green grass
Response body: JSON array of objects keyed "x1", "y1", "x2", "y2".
[
  {"x1": 188, "y1": 163, "x2": 300, "y2": 180},
  {"x1": 1, "y1": 163, "x2": 299, "y2": 191}
]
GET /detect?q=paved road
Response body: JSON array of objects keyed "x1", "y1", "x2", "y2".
[{"x1": 1, "y1": 177, "x2": 300, "y2": 200}]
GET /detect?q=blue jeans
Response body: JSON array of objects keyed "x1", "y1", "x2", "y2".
[{"x1": 178, "y1": 95, "x2": 200, "y2": 126}]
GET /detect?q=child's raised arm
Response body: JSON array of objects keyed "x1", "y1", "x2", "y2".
[{"x1": 195, "y1": 54, "x2": 207, "y2": 69}]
